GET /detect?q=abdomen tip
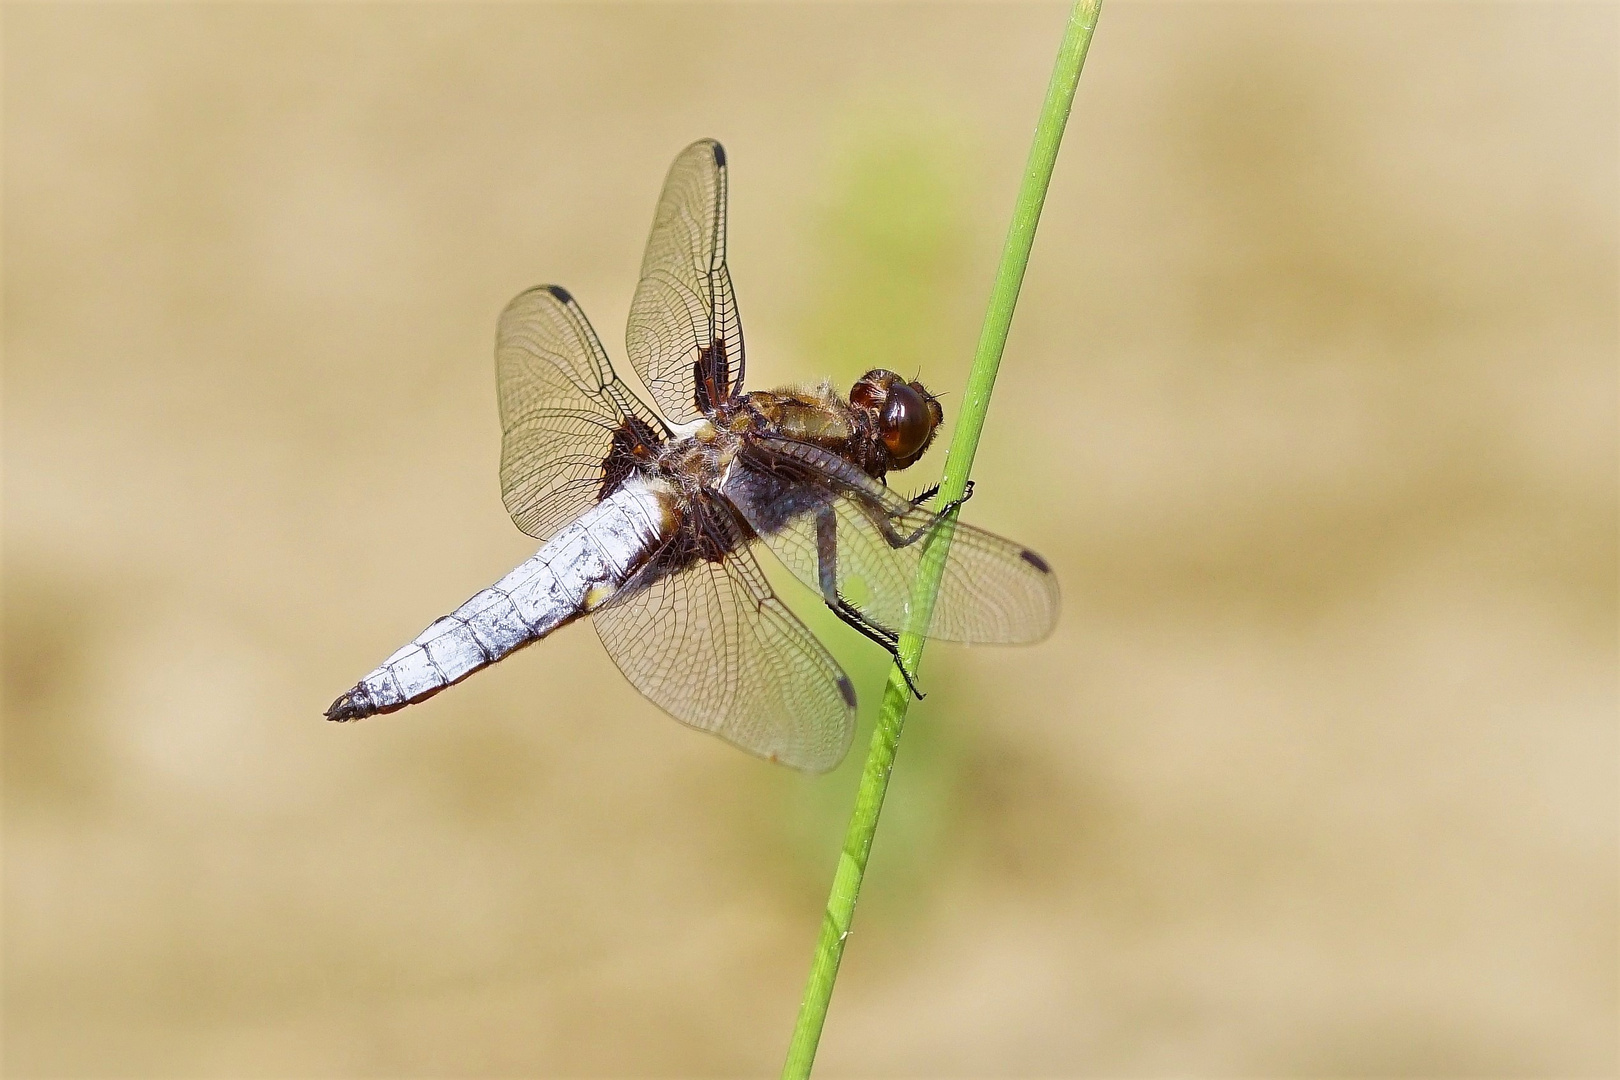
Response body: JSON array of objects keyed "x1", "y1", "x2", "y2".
[{"x1": 324, "y1": 690, "x2": 369, "y2": 722}]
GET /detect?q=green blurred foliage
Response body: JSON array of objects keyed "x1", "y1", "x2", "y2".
[{"x1": 798, "y1": 110, "x2": 979, "y2": 393}]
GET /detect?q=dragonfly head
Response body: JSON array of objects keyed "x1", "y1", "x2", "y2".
[{"x1": 849, "y1": 369, "x2": 944, "y2": 473}]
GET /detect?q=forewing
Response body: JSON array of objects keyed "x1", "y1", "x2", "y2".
[
  {"x1": 592, "y1": 528, "x2": 856, "y2": 773},
  {"x1": 497, "y1": 285, "x2": 664, "y2": 541},
  {"x1": 626, "y1": 139, "x2": 744, "y2": 423},
  {"x1": 725, "y1": 446, "x2": 1059, "y2": 645}
]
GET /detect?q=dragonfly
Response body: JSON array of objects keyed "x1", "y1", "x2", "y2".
[{"x1": 326, "y1": 139, "x2": 1058, "y2": 772}]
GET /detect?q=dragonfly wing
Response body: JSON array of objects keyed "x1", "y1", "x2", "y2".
[
  {"x1": 725, "y1": 442, "x2": 1059, "y2": 645},
  {"x1": 592, "y1": 509, "x2": 855, "y2": 773},
  {"x1": 497, "y1": 285, "x2": 666, "y2": 542},
  {"x1": 626, "y1": 139, "x2": 744, "y2": 423}
]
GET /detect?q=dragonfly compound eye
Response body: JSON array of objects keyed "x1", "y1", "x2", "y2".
[
  {"x1": 849, "y1": 368, "x2": 898, "y2": 411},
  {"x1": 879, "y1": 381, "x2": 936, "y2": 460}
]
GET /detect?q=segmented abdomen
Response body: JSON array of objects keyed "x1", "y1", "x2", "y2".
[{"x1": 326, "y1": 479, "x2": 672, "y2": 721}]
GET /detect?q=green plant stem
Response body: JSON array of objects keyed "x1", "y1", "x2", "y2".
[{"x1": 779, "y1": 1, "x2": 1103, "y2": 1075}]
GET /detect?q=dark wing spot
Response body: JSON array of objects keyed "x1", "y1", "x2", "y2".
[
  {"x1": 836, "y1": 675, "x2": 857, "y2": 710},
  {"x1": 710, "y1": 141, "x2": 726, "y2": 167},
  {"x1": 544, "y1": 284, "x2": 574, "y2": 303},
  {"x1": 1019, "y1": 548, "x2": 1052, "y2": 574}
]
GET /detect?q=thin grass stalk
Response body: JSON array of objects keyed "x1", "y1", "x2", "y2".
[{"x1": 779, "y1": 1, "x2": 1104, "y2": 1075}]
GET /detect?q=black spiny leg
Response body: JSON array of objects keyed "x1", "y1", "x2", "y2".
[
  {"x1": 910, "y1": 482, "x2": 940, "y2": 506},
  {"x1": 883, "y1": 480, "x2": 976, "y2": 549},
  {"x1": 814, "y1": 504, "x2": 925, "y2": 700},
  {"x1": 831, "y1": 598, "x2": 925, "y2": 700}
]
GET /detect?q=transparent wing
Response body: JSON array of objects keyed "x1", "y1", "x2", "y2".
[
  {"x1": 497, "y1": 285, "x2": 665, "y2": 541},
  {"x1": 592, "y1": 512, "x2": 856, "y2": 773},
  {"x1": 626, "y1": 139, "x2": 745, "y2": 424},
  {"x1": 725, "y1": 441, "x2": 1059, "y2": 644}
]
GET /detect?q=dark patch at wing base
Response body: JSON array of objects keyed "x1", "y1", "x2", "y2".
[
  {"x1": 598, "y1": 415, "x2": 664, "y2": 501},
  {"x1": 692, "y1": 337, "x2": 732, "y2": 416}
]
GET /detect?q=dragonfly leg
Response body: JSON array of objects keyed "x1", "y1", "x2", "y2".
[
  {"x1": 883, "y1": 480, "x2": 975, "y2": 548},
  {"x1": 815, "y1": 503, "x2": 840, "y2": 605},
  {"x1": 815, "y1": 504, "x2": 924, "y2": 699},
  {"x1": 830, "y1": 597, "x2": 924, "y2": 700}
]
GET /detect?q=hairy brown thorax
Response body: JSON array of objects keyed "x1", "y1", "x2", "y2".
[{"x1": 699, "y1": 369, "x2": 944, "y2": 484}]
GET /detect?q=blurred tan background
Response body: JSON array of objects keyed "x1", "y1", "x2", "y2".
[{"x1": 5, "y1": 2, "x2": 1615, "y2": 1076}]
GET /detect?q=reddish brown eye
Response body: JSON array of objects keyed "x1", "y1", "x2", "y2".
[
  {"x1": 849, "y1": 370, "x2": 894, "y2": 410},
  {"x1": 880, "y1": 382, "x2": 934, "y2": 458}
]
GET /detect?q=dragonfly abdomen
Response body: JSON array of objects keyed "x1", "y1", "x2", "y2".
[{"x1": 325, "y1": 479, "x2": 675, "y2": 722}]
